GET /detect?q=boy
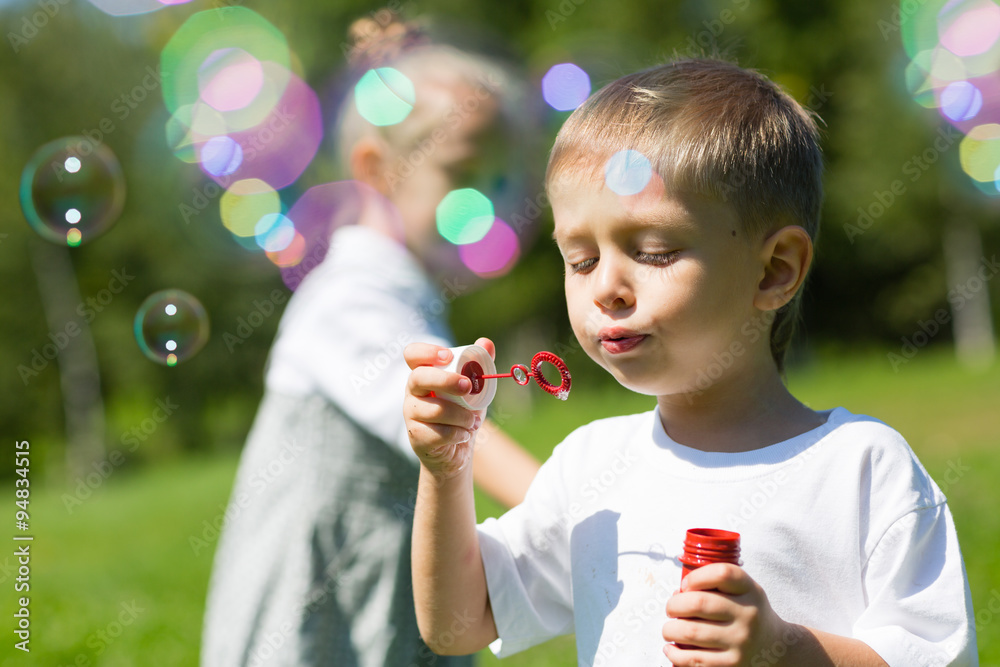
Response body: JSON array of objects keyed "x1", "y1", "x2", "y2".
[{"x1": 402, "y1": 59, "x2": 977, "y2": 665}]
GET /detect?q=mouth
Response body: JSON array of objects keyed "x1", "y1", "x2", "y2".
[{"x1": 597, "y1": 327, "x2": 648, "y2": 354}]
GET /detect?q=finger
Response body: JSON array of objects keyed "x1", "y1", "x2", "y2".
[
  {"x1": 407, "y1": 366, "x2": 473, "y2": 398},
  {"x1": 681, "y1": 563, "x2": 751, "y2": 595},
  {"x1": 662, "y1": 637, "x2": 731, "y2": 664},
  {"x1": 404, "y1": 342, "x2": 453, "y2": 370},
  {"x1": 473, "y1": 337, "x2": 496, "y2": 360},
  {"x1": 665, "y1": 591, "x2": 733, "y2": 622},
  {"x1": 406, "y1": 418, "x2": 474, "y2": 452},
  {"x1": 406, "y1": 395, "x2": 480, "y2": 432},
  {"x1": 661, "y1": 618, "x2": 728, "y2": 651}
]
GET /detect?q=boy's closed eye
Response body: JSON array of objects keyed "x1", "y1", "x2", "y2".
[{"x1": 566, "y1": 249, "x2": 681, "y2": 274}]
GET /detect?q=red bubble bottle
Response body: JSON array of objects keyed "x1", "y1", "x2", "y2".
[
  {"x1": 674, "y1": 528, "x2": 741, "y2": 651},
  {"x1": 678, "y1": 528, "x2": 741, "y2": 580}
]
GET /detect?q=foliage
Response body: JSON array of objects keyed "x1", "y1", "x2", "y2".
[{"x1": 0, "y1": 0, "x2": 997, "y2": 481}]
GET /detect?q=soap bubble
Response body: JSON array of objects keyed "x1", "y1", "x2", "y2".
[
  {"x1": 354, "y1": 67, "x2": 415, "y2": 126},
  {"x1": 19, "y1": 137, "x2": 126, "y2": 247},
  {"x1": 458, "y1": 218, "x2": 520, "y2": 277},
  {"x1": 604, "y1": 149, "x2": 653, "y2": 196},
  {"x1": 541, "y1": 63, "x2": 591, "y2": 111},
  {"x1": 134, "y1": 290, "x2": 210, "y2": 366},
  {"x1": 436, "y1": 188, "x2": 495, "y2": 245}
]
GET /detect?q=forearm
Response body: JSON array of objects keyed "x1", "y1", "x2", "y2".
[
  {"x1": 471, "y1": 420, "x2": 540, "y2": 508},
  {"x1": 412, "y1": 462, "x2": 498, "y2": 655},
  {"x1": 771, "y1": 624, "x2": 888, "y2": 667}
]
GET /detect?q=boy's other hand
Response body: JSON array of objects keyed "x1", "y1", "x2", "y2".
[
  {"x1": 403, "y1": 338, "x2": 494, "y2": 480},
  {"x1": 662, "y1": 563, "x2": 792, "y2": 666}
]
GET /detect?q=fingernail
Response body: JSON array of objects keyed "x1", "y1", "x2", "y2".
[
  {"x1": 458, "y1": 377, "x2": 471, "y2": 392},
  {"x1": 473, "y1": 415, "x2": 482, "y2": 430},
  {"x1": 437, "y1": 349, "x2": 450, "y2": 362}
]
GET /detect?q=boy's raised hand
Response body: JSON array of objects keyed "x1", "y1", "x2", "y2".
[
  {"x1": 403, "y1": 338, "x2": 494, "y2": 480},
  {"x1": 662, "y1": 564, "x2": 792, "y2": 666}
]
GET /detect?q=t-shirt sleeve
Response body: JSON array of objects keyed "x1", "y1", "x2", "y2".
[
  {"x1": 477, "y1": 439, "x2": 576, "y2": 657},
  {"x1": 853, "y1": 501, "x2": 978, "y2": 666}
]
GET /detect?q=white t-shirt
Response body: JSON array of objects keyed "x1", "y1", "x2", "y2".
[
  {"x1": 478, "y1": 407, "x2": 977, "y2": 666},
  {"x1": 265, "y1": 225, "x2": 453, "y2": 457}
]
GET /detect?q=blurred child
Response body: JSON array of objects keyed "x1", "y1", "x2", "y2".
[
  {"x1": 201, "y1": 14, "x2": 540, "y2": 667},
  {"x1": 402, "y1": 59, "x2": 977, "y2": 665}
]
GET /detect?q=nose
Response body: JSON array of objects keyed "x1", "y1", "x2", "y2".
[{"x1": 592, "y1": 256, "x2": 635, "y2": 312}]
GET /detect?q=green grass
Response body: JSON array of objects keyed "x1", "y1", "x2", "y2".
[{"x1": 1, "y1": 347, "x2": 998, "y2": 665}]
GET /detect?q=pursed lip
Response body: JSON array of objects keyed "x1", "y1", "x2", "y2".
[{"x1": 597, "y1": 327, "x2": 648, "y2": 354}]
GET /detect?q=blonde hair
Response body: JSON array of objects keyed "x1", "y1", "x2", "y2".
[
  {"x1": 547, "y1": 58, "x2": 823, "y2": 371},
  {"x1": 335, "y1": 12, "x2": 525, "y2": 176}
]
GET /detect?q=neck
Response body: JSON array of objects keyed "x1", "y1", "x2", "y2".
[{"x1": 656, "y1": 355, "x2": 822, "y2": 453}]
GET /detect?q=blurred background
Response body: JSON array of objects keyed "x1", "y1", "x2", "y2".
[{"x1": 1, "y1": 0, "x2": 999, "y2": 664}]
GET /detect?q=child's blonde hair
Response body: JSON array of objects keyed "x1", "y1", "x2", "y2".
[
  {"x1": 335, "y1": 12, "x2": 526, "y2": 180},
  {"x1": 546, "y1": 58, "x2": 823, "y2": 371}
]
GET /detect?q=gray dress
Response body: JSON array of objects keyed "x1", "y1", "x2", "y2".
[{"x1": 201, "y1": 390, "x2": 475, "y2": 667}]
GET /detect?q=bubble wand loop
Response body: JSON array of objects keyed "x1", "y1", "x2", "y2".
[
  {"x1": 434, "y1": 346, "x2": 572, "y2": 410},
  {"x1": 478, "y1": 351, "x2": 572, "y2": 400}
]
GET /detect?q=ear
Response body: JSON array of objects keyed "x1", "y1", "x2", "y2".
[
  {"x1": 753, "y1": 225, "x2": 813, "y2": 312},
  {"x1": 348, "y1": 137, "x2": 391, "y2": 195}
]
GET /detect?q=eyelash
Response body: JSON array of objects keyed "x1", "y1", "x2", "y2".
[{"x1": 568, "y1": 250, "x2": 679, "y2": 273}]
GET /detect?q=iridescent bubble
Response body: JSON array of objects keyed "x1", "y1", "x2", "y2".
[
  {"x1": 959, "y1": 123, "x2": 1000, "y2": 181},
  {"x1": 200, "y1": 135, "x2": 243, "y2": 177},
  {"x1": 161, "y1": 8, "x2": 290, "y2": 127},
  {"x1": 87, "y1": 0, "x2": 186, "y2": 16},
  {"x1": 354, "y1": 67, "x2": 415, "y2": 126},
  {"x1": 166, "y1": 104, "x2": 227, "y2": 164},
  {"x1": 19, "y1": 137, "x2": 125, "y2": 246},
  {"x1": 267, "y1": 230, "x2": 307, "y2": 268},
  {"x1": 255, "y1": 213, "x2": 295, "y2": 252},
  {"x1": 436, "y1": 188, "x2": 495, "y2": 245},
  {"x1": 604, "y1": 150, "x2": 653, "y2": 196},
  {"x1": 134, "y1": 289, "x2": 209, "y2": 366},
  {"x1": 541, "y1": 63, "x2": 591, "y2": 112},
  {"x1": 941, "y1": 81, "x2": 984, "y2": 121},
  {"x1": 204, "y1": 68, "x2": 323, "y2": 189},
  {"x1": 281, "y1": 181, "x2": 385, "y2": 290},
  {"x1": 901, "y1": 0, "x2": 951, "y2": 59},
  {"x1": 220, "y1": 179, "x2": 280, "y2": 238},
  {"x1": 939, "y1": 0, "x2": 1000, "y2": 57},
  {"x1": 458, "y1": 218, "x2": 520, "y2": 278},
  {"x1": 198, "y1": 48, "x2": 265, "y2": 112}
]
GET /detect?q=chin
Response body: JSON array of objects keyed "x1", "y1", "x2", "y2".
[{"x1": 604, "y1": 366, "x2": 666, "y2": 397}]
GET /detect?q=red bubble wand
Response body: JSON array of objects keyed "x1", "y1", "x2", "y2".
[{"x1": 471, "y1": 350, "x2": 572, "y2": 400}]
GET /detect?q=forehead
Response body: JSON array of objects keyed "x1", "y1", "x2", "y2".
[{"x1": 549, "y1": 168, "x2": 734, "y2": 241}]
